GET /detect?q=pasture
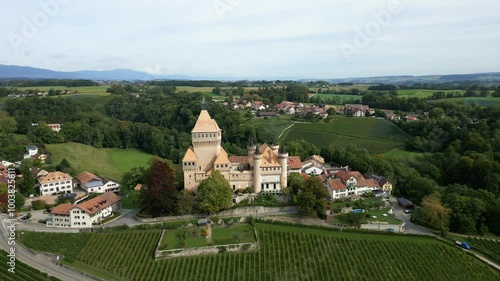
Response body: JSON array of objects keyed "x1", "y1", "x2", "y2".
[
  {"x1": 46, "y1": 142, "x2": 152, "y2": 180},
  {"x1": 278, "y1": 118, "x2": 411, "y2": 154},
  {"x1": 310, "y1": 93, "x2": 363, "y2": 102},
  {"x1": 17, "y1": 223, "x2": 499, "y2": 281},
  {"x1": 12, "y1": 86, "x2": 112, "y2": 107}
]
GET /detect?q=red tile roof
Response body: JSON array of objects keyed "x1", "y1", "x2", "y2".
[
  {"x1": 228, "y1": 156, "x2": 250, "y2": 164},
  {"x1": 75, "y1": 192, "x2": 121, "y2": 215},
  {"x1": 366, "y1": 179, "x2": 380, "y2": 188},
  {"x1": 50, "y1": 204, "x2": 74, "y2": 215},
  {"x1": 287, "y1": 156, "x2": 302, "y2": 170},
  {"x1": 327, "y1": 179, "x2": 346, "y2": 190}
]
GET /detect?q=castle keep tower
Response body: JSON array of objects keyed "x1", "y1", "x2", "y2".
[{"x1": 182, "y1": 109, "x2": 288, "y2": 194}]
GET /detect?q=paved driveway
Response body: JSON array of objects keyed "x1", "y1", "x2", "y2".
[{"x1": 389, "y1": 197, "x2": 433, "y2": 236}]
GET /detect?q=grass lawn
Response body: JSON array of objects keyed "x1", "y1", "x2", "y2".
[
  {"x1": 46, "y1": 142, "x2": 152, "y2": 180},
  {"x1": 366, "y1": 208, "x2": 401, "y2": 224},
  {"x1": 211, "y1": 224, "x2": 256, "y2": 245},
  {"x1": 160, "y1": 224, "x2": 255, "y2": 250}
]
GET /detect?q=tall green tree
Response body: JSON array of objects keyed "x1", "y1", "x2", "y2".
[
  {"x1": 18, "y1": 159, "x2": 36, "y2": 196},
  {"x1": 297, "y1": 177, "x2": 328, "y2": 218},
  {"x1": 197, "y1": 171, "x2": 232, "y2": 214}
]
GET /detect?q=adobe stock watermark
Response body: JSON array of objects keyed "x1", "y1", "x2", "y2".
[
  {"x1": 340, "y1": 0, "x2": 414, "y2": 62},
  {"x1": 213, "y1": 0, "x2": 243, "y2": 20},
  {"x1": 6, "y1": 167, "x2": 17, "y2": 274},
  {"x1": 8, "y1": 0, "x2": 72, "y2": 53}
]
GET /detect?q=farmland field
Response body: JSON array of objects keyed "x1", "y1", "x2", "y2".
[
  {"x1": 0, "y1": 250, "x2": 62, "y2": 281},
  {"x1": 397, "y1": 89, "x2": 465, "y2": 98},
  {"x1": 430, "y1": 97, "x2": 500, "y2": 107},
  {"x1": 17, "y1": 223, "x2": 499, "y2": 281},
  {"x1": 279, "y1": 118, "x2": 411, "y2": 154},
  {"x1": 46, "y1": 142, "x2": 152, "y2": 180},
  {"x1": 12, "y1": 86, "x2": 112, "y2": 107},
  {"x1": 311, "y1": 93, "x2": 363, "y2": 102}
]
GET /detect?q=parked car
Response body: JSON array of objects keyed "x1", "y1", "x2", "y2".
[
  {"x1": 385, "y1": 228, "x2": 395, "y2": 233},
  {"x1": 404, "y1": 209, "x2": 412, "y2": 214}
]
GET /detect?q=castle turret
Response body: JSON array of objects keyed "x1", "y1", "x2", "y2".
[
  {"x1": 247, "y1": 138, "x2": 256, "y2": 157},
  {"x1": 278, "y1": 145, "x2": 288, "y2": 188},
  {"x1": 253, "y1": 146, "x2": 263, "y2": 193},
  {"x1": 271, "y1": 143, "x2": 279, "y2": 155}
]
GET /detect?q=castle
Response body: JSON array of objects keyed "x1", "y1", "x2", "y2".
[{"x1": 182, "y1": 109, "x2": 288, "y2": 194}]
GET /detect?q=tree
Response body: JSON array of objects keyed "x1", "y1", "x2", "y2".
[
  {"x1": 18, "y1": 159, "x2": 36, "y2": 196},
  {"x1": 287, "y1": 173, "x2": 305, "y2": 203},
  {"x1": 197, "y1": 171, "x2": 233, "y2": 213},
  {"x1": 347, "y1": 212, "x2": 365, "y2": 228},
  {"x1": 176, "y1": 190, "x2": 194, "y2": 215},
  {"x1": 120, "y1": 167, "x2": 147, "y2": 195},
  {"x1": 144, "y1": 157, "x2": 179, "y2": 217},
  {"x1": 56, "y1": 158, "x2": 75, "y2": 175},
  {"x1": 419, "y1": 194, "x2": 451, "y2": 236},
  {"x1": 297, "y1": 177, "x2": 328, "y2": 218}
]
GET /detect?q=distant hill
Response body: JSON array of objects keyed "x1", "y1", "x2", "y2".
[
  {"x1": 0, "y1": 64, "x2": 191, "y2": 81},
  {"x1": 323, "y1": 73, "x2": 500, "y2": 84},
  {"x1": 1, "y1": 64, "x2": 499, "y2": 83}
]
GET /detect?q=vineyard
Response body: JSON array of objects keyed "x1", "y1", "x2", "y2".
[
  {"x1": 279, "y1": 118, "x2": 410, "y2": 154},
  {"x1": 467, "y1": 237, "x2": 500, "y2": 264},
  {"x1": 0, "y1": 250, "x2": 61, "y2": 281},
  {"x1": 17, "y1": 223, "x2": 499, "y2": 281}
]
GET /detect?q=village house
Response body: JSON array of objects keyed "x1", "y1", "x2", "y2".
[
  {"x1": 301, "y1": 155, "x2": 326, "y2": 175},
  {"x1": 275, "y1": 101, "x2": 296, "y2": 115},
  {"x1": 365, "y1": 173, "x2": 393, "y2": 193},
  {"x1": 24, "y1": 145, "x2": 38, "y2": 158},
  {"x1": 287, "y1": 156, "x2": 302, "y2": 174},
  {"x1": 325, "y1": 170, "x2": 380, "y2": 199},
  {"x1": 38, "y1": 171, "x2": 73, "y2": 196},
  {"x1": 30, "y1": 167, "x2": 49, "y2": 179},
  {"x1": 343, "y1": 104, "x2": 370, "y2": 117},
  {"x1": 182, "y1": 109, "x2": 288, "y2": 194},
  {"x1": 251, "y1": 100, "x2": 266, "y2": 111},
  {"x1": 46, "y1": 192, "x2": 121, "y2": 228},
  {"x1": 76, "y1": 171, "x2": 120, "y2": 194}
]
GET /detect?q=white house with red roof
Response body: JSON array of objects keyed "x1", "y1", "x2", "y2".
[
  {"x1": 325, "y1": 170, "x2": 379, "y2": 199},
  {"x1": 46, "y1": 192, "x2": 121, "y2": 228}
]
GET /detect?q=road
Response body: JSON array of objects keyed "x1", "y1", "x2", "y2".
[
  {"x1": 102, "y1": 209, "x2": 140, "y2": 228},
  {"x1": 0, "y1": 214, "x2": 95, "y2": 281},
  {"x1": 388, "y1": 197, "x2": 433, "y2": 236}
]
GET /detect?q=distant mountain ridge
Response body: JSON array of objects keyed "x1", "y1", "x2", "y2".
[
  {"x1": 0, "y1": 64, "x2": 191, "y2": 81},
  {"x1": 0, "y1": 64, "x2": 499, "y2": 83}
]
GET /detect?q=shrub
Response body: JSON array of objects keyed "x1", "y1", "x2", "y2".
[{"x1": 32, "y1": 200, "x2": 48, "y2": 210}]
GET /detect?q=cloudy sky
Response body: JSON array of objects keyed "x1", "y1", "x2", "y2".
[{"x1": 1, "y1": 0, "x2": 499, "y2": 79}]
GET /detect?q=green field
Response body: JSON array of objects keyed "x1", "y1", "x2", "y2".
[
  {"x1": 279, "y1": 118, "x2": 411, "y2": 154},
  {"x1": 17, "y1": 223, "x2": 499, "y2": 281},
  {"x1": 397, "y1": 89, "x2": 465, "y2": 98},
  {"x1": 0, "y1": 250, "x2": 62, "y2": 281},
  {"x1": 430, "y1": 97, "x2": 500, "y2": 107},
  {"x1": 311, "y1": 94, "x2": 363, "y2": 102},
  {"x1": 366, "y1": 208, "x2": 402, "y2": 224},
  {"x1": 12, "y1": 86, "x2": 112, "y2": 107},
  {"x1": 46, "y1": 142, "x2": 152, "y2": 180}
]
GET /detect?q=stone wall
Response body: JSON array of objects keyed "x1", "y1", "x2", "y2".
[
  {"x1": 154, "y1": 227, "x2": 259, "y2": 260},
  {"x1": 137, "y1": 205, "x2": 298, "y2": 223},
  {"x1": 360, "y1": 222, "x2": 405, "y2": 233}
]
